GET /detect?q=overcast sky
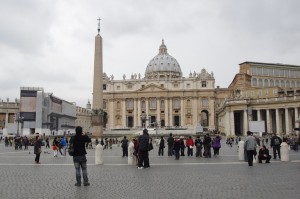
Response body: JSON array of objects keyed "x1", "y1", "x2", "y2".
[{"x1": 1, "y1": 0, "x2": 300, "y2": 107}]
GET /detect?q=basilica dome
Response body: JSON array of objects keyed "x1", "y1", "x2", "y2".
[{"x1": 145, "y1": 40, "x2": 182, "y2": 79}]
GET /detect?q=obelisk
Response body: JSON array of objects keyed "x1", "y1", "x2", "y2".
[{"x1": 92, "y1": 18, "x2": 103, "y2": 137}]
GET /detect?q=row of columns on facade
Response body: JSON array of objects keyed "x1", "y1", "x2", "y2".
[
  {"x1": 107, "y1": 98, "x2": 211, "y2": 128},
  {"x1": 226, "y1": 107, "x2": 300, "y2": 135}
]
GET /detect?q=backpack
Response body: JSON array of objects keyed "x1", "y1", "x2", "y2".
[
  {"x1": 68, "y1": 137, "x2": 74, "y2": 156},
  {"x1": 274, "y1": 138, "x2": 280, "y2": 146}
]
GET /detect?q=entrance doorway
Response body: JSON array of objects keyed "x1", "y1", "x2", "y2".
[
  {"x1": 127, "y1": 116, "x2": 133, "y2": 128},
  {"x1": 174, "y1": 116, "x2": 180, "y2": 127}
]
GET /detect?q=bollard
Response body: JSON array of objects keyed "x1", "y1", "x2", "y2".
[
  {"x1": 280, "y1": 142, "x2": 289, "y2": 162},
  {"x1": 95, "y1": 144, "x2": 104, "y2": 165},
  {"x1": 238, "y1": 140, "x2": 244, "y2": 161},
  {"x1": 128, "y1": 141, "x2": 136, "y2": 165}
]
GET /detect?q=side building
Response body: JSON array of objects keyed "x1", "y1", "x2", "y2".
[{"x1": 216, "y1": 62, "x2": 300, "y2": 136}]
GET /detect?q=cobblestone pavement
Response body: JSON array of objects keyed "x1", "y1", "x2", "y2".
[{"x1": 0, "y1": 141, "x2": 299, "y2": 199}]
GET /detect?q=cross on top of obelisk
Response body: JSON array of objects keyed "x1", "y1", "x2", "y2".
[{"x1": 97, "y1": 18, "x2": 101, "y2": 34}]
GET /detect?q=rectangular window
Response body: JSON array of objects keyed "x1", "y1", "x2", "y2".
[
  {"x1": 251, "y1": 67, "x2": 257, "y2": 75},
  {"x1": 202, "y1": 81, "x2": 207, "y2": 87},
  {"x1": 186, "y1": 83, "x2": 190, "y2": 88},
  {"x1": 117, "y1": 86, "x2": 120, "y2": 90},
  {"x1": 127, "y1": 85, "x2": 132, "y2": 89},
  {"x1": 173, "y1": 99, "x2": 180, "y2": 109},
  {"x1": 257, "y1": 67, "x2": 262, "y2": 75},
  {"x1": 127, "y1": 99, "x2": 133, "y2": 110},
  {"x1": 149, "y1": 98, "x2": 156, "y2": 109}
]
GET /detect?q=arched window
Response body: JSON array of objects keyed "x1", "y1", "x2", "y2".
[
  {"x1": 291, "y1": 81, "x2": 295, "y2": 87},
  {"x1": 264, "y1": 79, "x2": 269, "y2": 87},
  {"x1": 252, "y1": 78, "x2": 257, "y2": 86},
  {"x1": 297, "y1": 81, "x2": 300, "y2": 87},
  {"x1": 275, "y1": 80, "x2": 280, "y2": 87},
  {"x1": 127, "y1": 99, "x2": 133, "y2": 110},
  {"x1": 286, "y1": 80, "x2": 290, "y2": 88},
  {"x1": 258, "y1": 79, "x2": 263, "y2": 87},
  {"x1": 270, "y1": 79, "x2": 274, "y2": 87},
  {"x1": 280, "y1": 80, "x2": 285, "y2": 87}
]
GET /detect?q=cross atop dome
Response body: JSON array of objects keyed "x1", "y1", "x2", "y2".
[{"x1": 159, "y1": 39, "x2": 168, "y2": 54}]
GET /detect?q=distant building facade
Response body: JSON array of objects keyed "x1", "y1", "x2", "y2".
[{"x1": 216, "y1": 62, "x2": 300, "y2": 135}]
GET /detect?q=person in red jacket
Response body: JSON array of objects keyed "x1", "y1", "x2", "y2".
[{"x1": 186, "y1": 136, "x2": 194, "y2": 156}]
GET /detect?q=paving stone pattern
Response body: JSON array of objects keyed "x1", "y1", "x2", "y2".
[{"x1": 0, "y1": 141, "x2": 299, "y2": 199}]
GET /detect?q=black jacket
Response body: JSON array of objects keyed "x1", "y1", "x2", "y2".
[
  {"x1": 73, "y1": 135, "x2": 91, "y2": 156},
  {"x1": 138, "y1": 134, "x2": 149, "y2": 151}
]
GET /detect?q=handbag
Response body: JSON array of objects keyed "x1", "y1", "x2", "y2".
[
  {"x1": 68, "y1": 137, "x2": 74, "y2": 156},
  {"x1": 148, "y1": 143, "x2": 153, "y2": 151}
]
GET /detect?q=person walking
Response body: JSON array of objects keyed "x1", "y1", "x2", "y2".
[
  {"x1": 60, "y1": 136, "x2": 67, "y2": 156},
  {"x1": 34, "y1": 135, "x2": 42, "y2": 164},
  {"x1": 45, "y1": 137, "x2": 50, "y2": 148},
  {"x1": 137, "y1": 129, "x2": 150, "y2": 169},
  {"x1": 72, "y1": 126, "x2": 91, "y2": 187},
  {"x1": 52, "y1": 137, "x2": 59, "y2": 157},
  {"x1": 212, "y1": 135, "x2": 222, "y2": 156},
  {"x1": 121, "y1": 136, "x2": 129, "y2": 157},
  {"x1": 158, "y1": 136, "x2": 165, "y2": 156},
  {"x1": 167, "y1": 133, "x2": 174, "y2": 156},
  {"x1": 244, "y1": 131, "x2": 257, "y2": 166},
  {"x1": 270, "y1": 133, "x2": 282, "y2": 160}
]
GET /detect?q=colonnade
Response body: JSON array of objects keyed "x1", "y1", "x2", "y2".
[{"x1": 225, "y1": 107, "x2": 300, "y2": 135}]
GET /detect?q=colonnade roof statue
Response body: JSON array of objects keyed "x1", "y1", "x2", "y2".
[{"x1": 145, "y1": 40, "x2": 182, "y2": 79}]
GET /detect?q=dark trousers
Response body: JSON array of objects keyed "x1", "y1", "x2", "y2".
[
  {"x1": 35, "y1": 153, "x2": 40, "y2": 163},
  {"x1": 174, "y1": 149, "x2": 180, "y2": 160},
  {"x1": 259, "y1": 155, "x2": 272, "y2": 163},
  {"x1": 180, "y1": 148, "x2": 185, "y2": 156},
  {"x1": 187, "y1": 148, "x2": 193, "y2": 156},
  {"x1": 204, "y1": 145, "x2": 211, "y2": 158},
  {"x1": 168, "y1": 146, "x2": 173, "y2": 156},
  {"x1": 272, "y1": 146, "x2": 281, "y2": 159},
  {"x1": 122, "y1": 147, "x2": 128, "y2": 157},
  {"x1": 138, "y1": 150, "x2": 149, "y2": 168},
  {"x1": 158, "y1": 147, "x2": 164, "y2": 156},
  {"x1": 213, "y1": 147, "x2": 220, "y2": 156},
  {"x1": 246, "y1": 150, "x2": 255, "y2": 166},
  {"x1": 196, "y1": 147, "x2": 202, "y2": 157},
  {"x1": 73, "y1": 155, "x2": 88, "y2": 184}
]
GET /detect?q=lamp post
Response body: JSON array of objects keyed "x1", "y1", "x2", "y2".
[{"x1": 14, "y1": 113, "x2": 24, "y2": 137}]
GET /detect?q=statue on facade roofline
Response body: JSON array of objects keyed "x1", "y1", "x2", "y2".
[{"x1": 123, "y1": 74, "x2": 126, "y2": 80}]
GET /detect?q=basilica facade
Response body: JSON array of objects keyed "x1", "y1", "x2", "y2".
[{"x1": 101, "y1": 40, "x2": 216, "y2": 131}]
